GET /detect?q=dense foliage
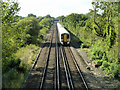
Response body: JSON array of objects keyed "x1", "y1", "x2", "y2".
[
  {"x1": 58, "y1": 2, "x2": 120, "y2": 78},
  {"x1": 2, "y1": 0, "x2": 54, "y2": 88}
]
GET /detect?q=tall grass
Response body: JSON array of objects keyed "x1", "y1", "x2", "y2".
[
  {"x1": 3, "y1": 44, "x2": 40, "y2": 88},
  {"x1": 15, "y1": 44, "x2": 39, "y2": 67},
  {"x1": 2, "y1": 69, "x2": 26, "y2": 88}
]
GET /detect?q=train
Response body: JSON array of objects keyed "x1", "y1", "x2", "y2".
[{"x1": 57, "y1": 22, "x2": 70, "y2": 45}]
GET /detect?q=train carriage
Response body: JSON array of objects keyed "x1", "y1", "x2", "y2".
[{"x1": 57, "y1": 23, "x2": 70, "y2": 45}]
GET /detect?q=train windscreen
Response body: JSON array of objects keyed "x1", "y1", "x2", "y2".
[
  {"x1": 61, "y1": 35, "x2": 64, "y2": 39},
  {"x1": 67, "y1": 34, "x2": 69, "y2": 39}
]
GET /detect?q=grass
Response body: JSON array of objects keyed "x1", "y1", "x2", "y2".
[
  {"x1": 15, "y1": 44, "x2": 39, "y2": 68},
  {"x1": 2, "y1": 69, "x2": 26, "y2": 88},
  {"x1": 2, "y1": 44, "x2": 40, "y2": 88}
]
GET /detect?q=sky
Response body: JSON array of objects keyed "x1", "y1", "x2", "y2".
[{"x1": 17, "y1": 0, "x2": 93, "y2": 18}]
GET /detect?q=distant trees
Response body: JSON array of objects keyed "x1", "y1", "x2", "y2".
[
  {"x1": 45, "y1": 14, "x2": 51, "y2": 18},
  {"x1": 57, "y1": 15, "x2": 65, "y2": 22},
  {"x1": 58, "y1": 13, "x2": 89, "y2": 36},
  {"x1": 28, "y1": 13, "x2": 36, "y2": 17}
]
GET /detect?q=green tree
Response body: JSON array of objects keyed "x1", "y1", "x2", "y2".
[
  {"x1": 57, "y1": 15, "x2": 65, "y2": 22},
  {"x1": 2, "y1": 0, "x2": 20, "y2": 24},
  {"x1": 39, "y1": 17, "x2": 53, "y2": 29},
  {"x1": 91, "y1": 2, "x2": 117, "y2": 47},
  {"x1": 2, "y1": 0, "x2": 22, "y2": 74},
  {"x1": 45, "y1": 14, "x2": 51, "y2": 18},
  {"x1": 28, "y1": 13, "x2": 36, "y2": 17},
  {"x1": 2, "y1": 0, "x2": 21, "y2": 58}
]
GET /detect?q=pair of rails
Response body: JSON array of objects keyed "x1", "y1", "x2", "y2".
[{"x1": 21, "y1": 24, "x2": 88, "y2": 90}]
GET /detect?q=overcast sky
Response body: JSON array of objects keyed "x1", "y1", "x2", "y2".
[{"x1": 17, "y1": 0, "x2": 93, "y2": 17}]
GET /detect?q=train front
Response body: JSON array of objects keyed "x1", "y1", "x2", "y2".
[{"x1": 61, "y1": 33, "x2": 70, "y2": 45}]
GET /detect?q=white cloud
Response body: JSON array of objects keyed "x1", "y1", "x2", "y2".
[{"x1": 17, "y1": 0, "x2": 93, "y2": 17}]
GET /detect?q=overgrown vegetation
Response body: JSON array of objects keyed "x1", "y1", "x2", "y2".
[
  {"x1": 2, "y1": 0, "x2": 120, "y2": 88},
  {"x1": 2, "y1": 0, "x2": 54, "y2": 88},
  {"x1": 58, "y1": 2, "x2": 120, "y2": 78}
]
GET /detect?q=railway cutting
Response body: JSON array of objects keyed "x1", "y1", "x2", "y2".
[{"x1": 21, "y1": 22, "x2": 89, "y2": 89}]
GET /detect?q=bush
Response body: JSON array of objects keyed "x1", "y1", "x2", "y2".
[
  {"x1": 91, "y1": 43, "x2": 108, "y2": 61},
  {"x1": 108, "y1": 62, "x2": 119, "y2": 78},
  {"x1": 91, "y1": 50, "x2": 107, "y2": 60},
  {"x1": 3, "y1": 69, "x2": 25, "y2": 88},
  {"x1": 38, "y1": 27, "x2": 49, "y2": 40},
  {"x1": 100, "y1": 61, "x2": 110, "y2": 70},
  {"x1": 100, "y1": 61, "x2": 119, "y2": 78},
  {"x1": 17, "y1": 63, "x2": 27, "y2": 73},
  {"x1": 94, "y1": 59, "x2": 103, "y2": 65},
  {"x1": 118, "y1": 65, "x2": 120, "y2": 78},
  {"x1": 2, "y1": 56, "x2": 21, "y2": 74}
]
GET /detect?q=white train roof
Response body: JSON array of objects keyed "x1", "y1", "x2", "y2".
[{"x1": 57, "y1": 23, "x2": 69, "y2": 34}]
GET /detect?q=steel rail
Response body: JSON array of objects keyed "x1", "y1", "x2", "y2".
[
  {"x1": 62, "y1": 47, "x2": 74, "y2": 90},
  {"x1": 55, "y1": 25, "x2": 60, "y2": 90},
  {"x1": 67, "y1": 46, "x2": 89, "y2": 90},
  {"x1": 60, "y1": 46, "x2": 74, "y2": 90},
  {"x1": 39, "y1": 30, "x2": 54, "y2": 90},
  {"x1": 60, "y1": 46, "x2": 71, "y2": 90},
  {"x1": 54, "y1": 23, "x2": 57, "y2": 89}
]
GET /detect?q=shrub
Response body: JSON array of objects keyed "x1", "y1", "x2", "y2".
[
  {"x1": 100, "y1": 61, "x2": 110, "y2": 70},
  {"x1": 108, "y1": 62, "x2": 119, "y2": 78},
  {"x1": 91, "y1": 43, "x2": 108, "y2": 62},
  {"x1": 100, "y1": 61, "x2": 119, "y2": 78},
  {"x1": 2, "y1": 69, "x2": 25, "y2": 88},
  {"x1": 118, "y1": 65, "x2": 120, "y2": 78},
  {"x1": 17, "y1": 63, "x2": 27, "y2": 73},
  {"x1": 2, "y1": 56, "x2": 21, "y2": 74},
  {"x1": 91, "y1": 50, "x2": 107, "y2": 60},
  {"x1": 94, "y1": 59, "x2": 103, "y2": 65}
]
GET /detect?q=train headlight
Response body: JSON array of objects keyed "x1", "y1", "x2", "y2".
[
  {"x1": 67, "y1": 39, "x2": 70, "y2": 41},
  {"x1": 67, "y1": 42, "x2": 70, "y2": 44},
  {"x1": 61, "y1": 42, "x2": 63, "y2": 44}
]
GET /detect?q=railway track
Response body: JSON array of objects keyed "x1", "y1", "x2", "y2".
[
  {"x1": 21, "y1": 24, "x2": 55, "y2": 89},
  {"x1": 40, "y1": 29, "x2": 54, "y2": 89},
  {"x1": 21, "y1": 22, "x2": 89, "y2": 89},
  {"x1": 60, "y1": 46, "x2": 89, "y2": 89},
  {"x1": 55, "y1": 21, "x2": 88, "y2": 89},
  {"x1": 55, "y1": 24, "x2": 60, "y2": 89}
]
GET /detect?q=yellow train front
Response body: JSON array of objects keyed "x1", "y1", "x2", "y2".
[
  {"x1": 57, "y1": 23, "x2": 70, "y2": 45},
  {"x1": 60, "y1": 33, "x2": 70, "y2": 45}
]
